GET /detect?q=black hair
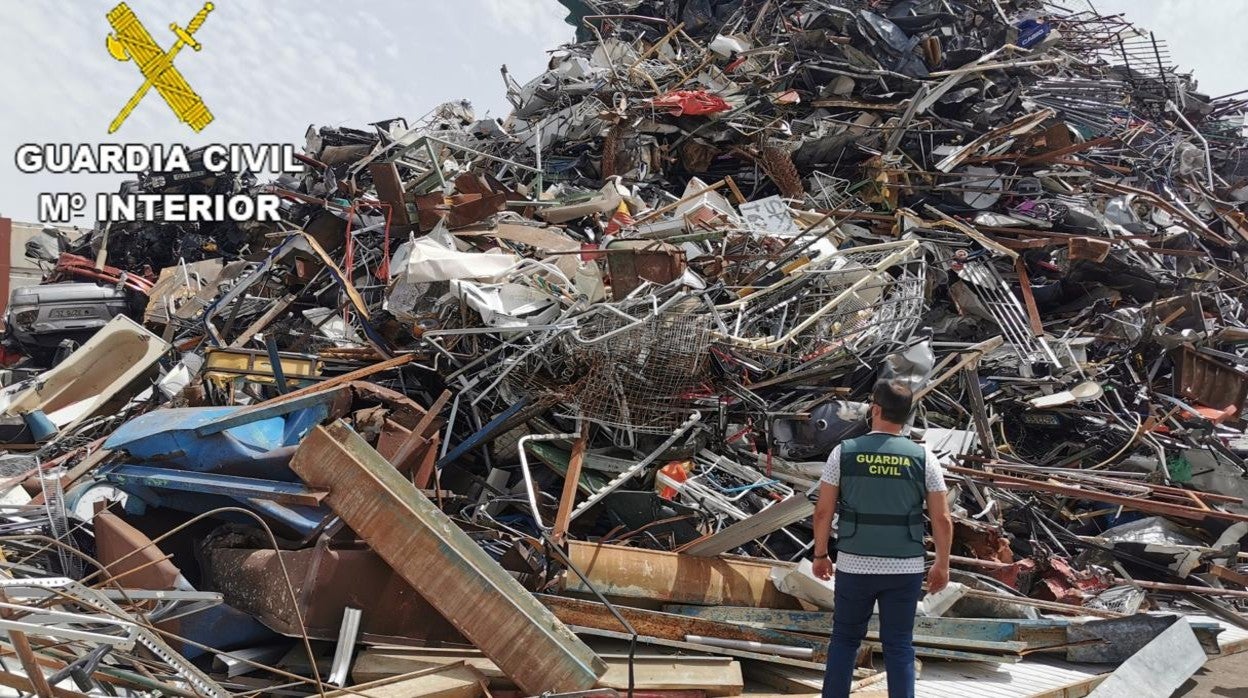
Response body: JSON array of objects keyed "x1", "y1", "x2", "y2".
[{"x1": 873, "y1": 379, "x2": 914, "y2": 424}]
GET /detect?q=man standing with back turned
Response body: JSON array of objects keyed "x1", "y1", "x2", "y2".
[{"x1": 811, "y1": 380, "x2": 953, "y2": 698}]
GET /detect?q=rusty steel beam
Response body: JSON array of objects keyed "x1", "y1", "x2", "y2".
[
  {"x1": 946, "y1": 465, "x2": 1248, "y2": 524},
  {"x1": 563, "y1": 541, "x2": 801, "y2": 608},
  {"x1": 290, "y1": 421, "x2": 605, "y2": 694},
  {"x1": 540, "y1": 594, "x2": 828, "y2": 664}
]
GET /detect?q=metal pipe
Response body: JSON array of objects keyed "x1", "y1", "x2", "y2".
[
  {"x1": 570, "y1": 412, "x2": 702, "y2": 522},
  {"x1": 518, "y1": 421, "x2": 582, "y2": 530},
  {"x1": 684, "y1": 635, "x2": 814, "y2": 659},
  {"x1": 1167, "y1": 100, "x2": 1216, "y2": 188}
]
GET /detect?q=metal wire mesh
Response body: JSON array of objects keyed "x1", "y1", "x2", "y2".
[
  {"x1": 718, "y1": 241, "x2": 928, "y2": 375},
  {"x1": 806, "y1": 172, "x2": 858, "y2": 210},
  {"x1": 570, "y1": 306, "x2": 711, "y2": 432},
  {"x1": 512, "y1": 297, "x2": 712, "y2": 433}
]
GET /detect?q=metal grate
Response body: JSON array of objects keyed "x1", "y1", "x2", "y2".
[{"x1": 959, "y1": 260, "x2": 1060, "y2": 367}]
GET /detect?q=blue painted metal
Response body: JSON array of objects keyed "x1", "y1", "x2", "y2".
[
  {"x1": 265, "y1": 337, "x2": 290, "y2": 393},
  {"x1": 97, "y1": 464, "x2": 327, "y2": 506},
  {"x1": 162, "y1": 603, "x2": 277, "y2": 660},
  {"x1": 192, "y1": 391, "x2": 337, "y2": 437},
  {"x1": 81, "y1": 468, "x2": 331, "y2": 539},
  {"x1": 24, "y1": 411, "x2": 56, "y2": 442},
  {"x1": 437, "y1": 397, "x2": 528, "y2": 470},
  {"x1": 104, "y1": 400, "x2": 331, "y2": 478}
]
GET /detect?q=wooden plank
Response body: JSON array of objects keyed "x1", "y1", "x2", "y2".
[
  {"x1": 328, "y1": 664, "x2": 484, "y2": 698},
  {"x1": 391, "y1": 389, "x2": 450, "y2": 485},
  {"x1": 663, "y1": 605, "x2": 1068, "y2": 647},
  {"x1": 353, "y1": 649, "x2": 507, "y2": 685},
  {"x1": 744, "y1": 662, "x2": 884, "y2": 694},
  {"x1": 353, "y1": 648, "x2": 743, "y2": 695},
  {"x1": 597, "y1": 659, "x2": 743, "y2": 697},
  {"x1": 227, "y1": 293, "x2": 296, "y2": 348},
  {"x1": 290, "y1": 422, "x2": 605, "y2": 694},
  {"x1": 1208, "y1": 563, "x2": 1248, "y2": 588},
  {"x1": 246, "y1": 354, "x2": 413, "y2": 409},
  {"x1": 569, "y1": 626, "x2": 825, "y2": 671},
  {"x1": 37, "y1": 444, "x2": 111, "y2": 503},
  {"x1": 553, "y1": 422, "x2": 589, "y2": 543},
  {"x1": 1013, "y1": 257, "x2": 1045, "y2": 336},
  {"x1": 564, "y1": 541, "x2": 801, "y2": 608}
]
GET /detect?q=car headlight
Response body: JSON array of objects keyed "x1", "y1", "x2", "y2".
[{"x1": 12, "y1": 310, "x2": 37, "y2": 327}]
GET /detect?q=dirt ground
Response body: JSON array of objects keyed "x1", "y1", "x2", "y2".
[{"x1": 1176, "y1": 652, "x2": 1248, "y2": 697}]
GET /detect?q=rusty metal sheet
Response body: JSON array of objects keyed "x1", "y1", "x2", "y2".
[
  {"x1": 290, "y1": 421, "x2": 606, "y2": 694},
  {"x1": 94, "y1": 511, "x2": 181, "y2": 590},
  {"x1": 1174, "y1": 344, "x2": 1248, "y2": 411},
  {"x1": 203, "y1": 543, "x2": 463, "y2": 645},
  {"x1": 367, "y1": 162, "x2": 412, "y2": 227},
  {"x1": 563, "y1": 541, "x2": 801, "y2": 609},
  {"x1": 447, "y1": 192, "x2": 508, "y2": 229},
  {"x1": 605, "y1": 241, "x2": 686, "y2": 300}
]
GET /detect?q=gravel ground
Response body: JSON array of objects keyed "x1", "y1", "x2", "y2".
[{"x1": 1176, "y1": 652, "x2": 1248, "y2": 697}]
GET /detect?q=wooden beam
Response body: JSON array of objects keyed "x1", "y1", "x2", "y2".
[
  {"x1": 540, "y1": 594, "x2": 828, "y2": 664},
  {"x1": 322, "y1": 664, "x2": 485, "y2": 698},
  {"x1": 391, "y1": 390, "x2": 451, "y2": 484},
  {"x1": 553, "y1": 422, "x2": 589, "y2": 544},
  {"x1": 1013, "y1": 257, "x2": 1045, "y2": 336}
]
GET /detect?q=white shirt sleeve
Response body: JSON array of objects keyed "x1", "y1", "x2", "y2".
[
  {"x1": 924, "y1": 445, "x2": 948, "y2": 492},
  {"x1": 821, "y1": 445, "x2": 841, "y2": 486}
]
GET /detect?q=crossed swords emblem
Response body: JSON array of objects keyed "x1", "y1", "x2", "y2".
[{"x1": 105, "y1": 2, "x2": 215, "y2": 133}]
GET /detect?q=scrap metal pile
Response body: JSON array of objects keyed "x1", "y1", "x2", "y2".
[{"x1": 3, "y1": 0, "x2": 1248, "y2": 694}]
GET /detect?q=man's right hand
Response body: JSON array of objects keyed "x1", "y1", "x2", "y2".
[
  {"x1": 812, "y1": 556, "x2": 834, "y2": 580},
  {"x1": 926, "y1": 561, "x2": 949, "y2": 594}
]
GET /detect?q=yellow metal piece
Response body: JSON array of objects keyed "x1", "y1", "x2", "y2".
[
  {"x1": 203, "y1": 348, "x2": 322, "y2": 388},
  {"x1": 105, "y1": 2, "x2": 215, "y2": 133}
]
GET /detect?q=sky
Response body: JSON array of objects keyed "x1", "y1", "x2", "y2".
[
  {"x1": 0, "y1": 0, "x2": 575, "y2": 225},
  {"x1": 0, "y1": 1, "x2": 1245, "y2": 225}
]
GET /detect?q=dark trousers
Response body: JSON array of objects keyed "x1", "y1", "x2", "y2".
[{"x1": 822, "y1": 570, "x2": 924, "y2": 698}]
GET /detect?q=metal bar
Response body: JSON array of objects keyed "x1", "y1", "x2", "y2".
[
  {"x1": 327, "y1": 607, "x2": 362, "y2": 686},
  {"x1": 290, "y1": 421, "x2": 606, "y2": 693},
  {"x1": 518, "y1": 429, "x2": 581, "y2": 530},
  {"x1": 437, "y1": 398, "x2": 528, "y2": 470},
  {"x1": 98, "y1": 464, "x2": 327, "y2": 507},
  {"x1": 554, "y1": 423, "x2": 589, "y2": 543},
  {"x1": 679, "y1": 494, "x2": 814, "y2": 556},
  {"x1": 569, "y1": 413, "x2": 701, "y2": 521},
  {"x1": 265, "y1": 336, "x2": 290, "y2": 394}
]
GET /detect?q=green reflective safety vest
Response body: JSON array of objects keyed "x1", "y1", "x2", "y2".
[{"x1": 836, "y1": 432, "x2": 927, "y2": 558}]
